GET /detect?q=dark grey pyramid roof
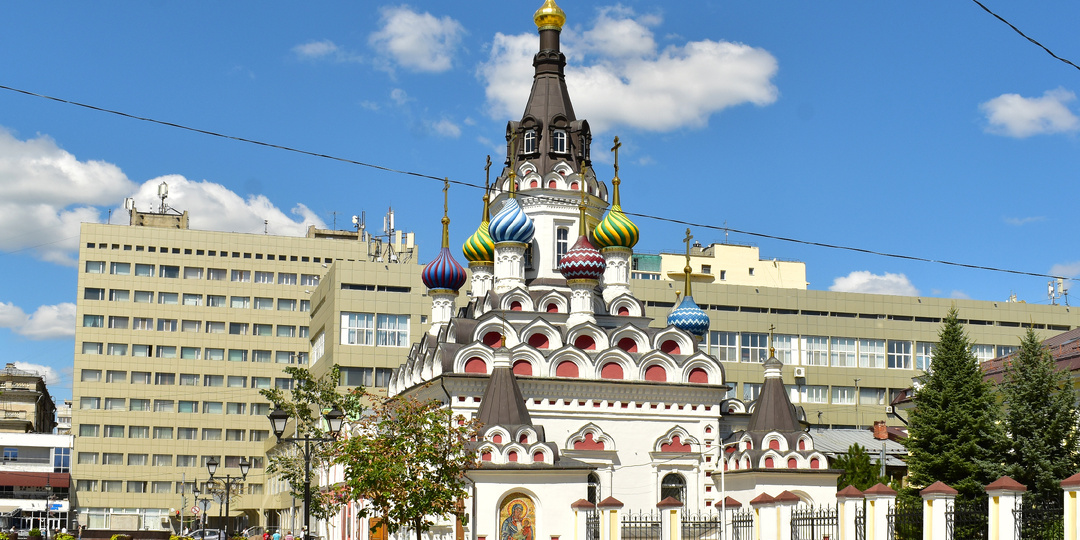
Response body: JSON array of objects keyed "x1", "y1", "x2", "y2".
[
  {"x1": 476, "y1": 367, "x2": 533, "y2": 427},
  {"x1": 746, "y1": 355, "x2": 801, "y2": 434}
]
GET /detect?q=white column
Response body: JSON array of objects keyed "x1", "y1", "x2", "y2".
[
  {"x1": 776, "y1": 499, "x2": 797, "y2": 540},
  {"x1": 493, "y1": 242, "x2": 527, "y2": 293},
  {"x1": 428, "y1": 290, "x2": 457, "y2": 336},
  {"x1": 601, "y1": 246, "x2": 631, "y2": 304},
  {"x1": 753, "y1": 498, "x2": 778, "y2": 540},
  {"x1": 836, "y1": 488, "x2": 864, "y2": 540},
  {"x1": 1063, "y1": 473, "x2": 1080, "y2": 540},
  {"x1": 984, "y1": 476, "x2": 1026, "y2": 540},
  {"x1": 469, "y1": 262, "x2": 494, "y2": 299},
  {"x1": 919, "y1": 482, "x2": 956, "y2": 540},
  {"x1": 863, "y1": 484, "x2": 896, "y2": 540},
  {"x1": 567, "y1": 279, "x2": 598, "y2": 327}
]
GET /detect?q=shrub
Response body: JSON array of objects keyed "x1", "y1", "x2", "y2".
[
  {"x1": 110, "y1": 534, "x2": 132, "y2": 540},
  {"x1": 55, "y1": 534, "x2": 75, "y2": 540},
  {"x1": 28, "y1": 530, "x2": 41, "y2": 538}
]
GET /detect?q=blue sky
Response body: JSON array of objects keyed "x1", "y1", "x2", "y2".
[{"x1": 2, "y1": 1, "x2": 1079, "y2": 401}]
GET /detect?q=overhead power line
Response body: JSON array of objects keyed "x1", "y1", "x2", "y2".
[
  {"x1": 970, "y1": 0, "x2": 1080, "y2": 72},
  {"x1": 0, "y1": 82, "x2": 1070, "y2": 282}
]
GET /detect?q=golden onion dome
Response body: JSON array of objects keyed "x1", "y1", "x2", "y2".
[{"x1": 534, "y1": 0, "x2": 566, "y2": 30}]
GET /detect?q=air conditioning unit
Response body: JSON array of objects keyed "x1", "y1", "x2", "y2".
[
  {"x1": 793, "y1": 367, "x2": 806, "y2": 378},
  {"x1": 885, "y1": 405, "x2": 894, "y2": 414}
]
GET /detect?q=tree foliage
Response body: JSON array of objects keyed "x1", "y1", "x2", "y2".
[
  {"x1": 834, "y1": 443, "x2": 888, "y2": 491},
  {"x1": 1000, "y1": 328, "x2": 1080, "y2": 495},
  {"x1": 336, "y1": 391, "x2": 480, "y2": 540},
  {"x1": 905, "y1": 307, "x2": 1005, "y2": 500},
  {"x1": 259, "y1": 365, "x2": 365, "y2": 523}
]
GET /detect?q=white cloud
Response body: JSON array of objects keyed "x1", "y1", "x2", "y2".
[
  {"x1": 427, "y1": 118, "x2": 462, "y2": 138},
  {"x1": 1004, "y1": 216, "x2": 1045, "y2": 226},
  {"x1": 390, "y1": 88, "x2": 412, "y2": 106},
  {"x1": 829, "y1": 271, "x2": 919, "y2": 296},
  {"x1": 1050, "y1": 261, "x2": 1080, "y2": 278},
  {"x1": 479, "y1": 6, "x2": 779, "y2": 133},
  {"x1": 11, "y1": 362, "x2": 61, "y2": 387},
  {"x1": 369, "y1": 6, "x2": 465, "y2": 73},
  {"x1": 291, "y1": 40, "x2": 361, "y2": 63},
  {"x1": 981, "y1": 88, "x2": 1080, "y2": 138},
  {"x1": 0, "y1": 128, "x2": 136, "y2": 264},
  {"x1": 0, "y1": 302, "x2": 74, "y2": 340},
  {"x1": 123, "y1": 175, "x2": 327, "y2": 237},
  {"x1": 949, "y1": 291, "x2": 970, "y2": 300}
]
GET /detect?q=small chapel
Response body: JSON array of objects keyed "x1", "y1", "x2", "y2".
[{"x1": 382, "y1": 1, "x2": 838, "y2": 538}]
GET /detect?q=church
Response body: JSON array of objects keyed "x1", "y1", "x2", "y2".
[{"x1": 353, "y1": 1, "x2": 837, "y2": 538}]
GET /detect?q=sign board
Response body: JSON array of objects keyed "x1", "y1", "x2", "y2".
[{"x1": 191, "y1": 507, "x2": 200, "y2": 515}]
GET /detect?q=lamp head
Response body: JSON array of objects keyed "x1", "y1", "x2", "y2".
[
  {"x1": 239, "y1": 458, "x2": 251, "y2": 479},
  {"x1": 206, "y1": 456, "x2": 219, "y2": 478},
  {"x1": 324, "y1": 408, "x2": 345, "y2": 436},
  {"x1": 268, "y1": 408, "x2": 290, "y2": 439}
]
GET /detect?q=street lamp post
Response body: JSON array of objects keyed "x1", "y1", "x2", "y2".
[
  {"x1": 206, "y1": 457, "x2": 250, "y2": 539},
  {"x1": 267, "y1": 408, "x2": 345, "y2": 540},
  {"x1": 192, "y1": 482, "x2": 210, "y2": 532}
]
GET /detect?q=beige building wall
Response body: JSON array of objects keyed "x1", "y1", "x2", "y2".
[
  {"x1": 635, "y1": 243, "x2": 808, "y2": 289},
  {"x1": 72, "y1": 219, "x2": 419, "y2": 530}
]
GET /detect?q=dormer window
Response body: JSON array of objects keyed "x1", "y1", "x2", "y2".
[
  {"x1": 523, "y1": 129, "x2": 537, "y2": 153},
  {"x1": 552, "y1": 129, "x2": 567, "y2": 153}
]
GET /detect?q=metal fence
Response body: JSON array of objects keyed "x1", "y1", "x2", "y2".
[
  {"x1": 621, "y1": 510, "x2": 661, "y2": 540},
  {"x1": 887, "y1": 500, "x2": 923, "y2": 540},
  {"x1": 730, "y1": 509, "x2": 754, "y2": 540},
  {"x1": 586, "y1": 511, "x2": 599, "y2": 540},
  {"x1": 946, "y1": 498, "x2": 987, "y2": 540},
  {"x1": 854, "y1": 503, "x2": 865, "y2": 540},
  {"x1": 790, "y1": 504, "x2": 839, "y2": 540},
  {"x1": 1013, "y1": 494, "x2": 1064, "y2": 540},
  {"x1": 681, "y1": 510, "x2": 723, "y2": 540}
]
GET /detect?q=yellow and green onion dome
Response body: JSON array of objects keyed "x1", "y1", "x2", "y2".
[
  {"x1": 462, "y1": 220, "x2": 495, "y2": 264},
  {"x1": 592, "y1": 204, "x2": 639, "y2": 249}
]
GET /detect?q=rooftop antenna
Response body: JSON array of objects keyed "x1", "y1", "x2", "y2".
[
  {"x1": 330, "y1": 211, "x2": 339, "y2": 230},
  {"x1": 723, "y1": 221, "x2": 729, "y2": 244},
  {"x1": 1049, "y1": 280, "x2": 1057, "y2": 306},
  {"x1": 264, "y1": 220, "x2": 268, "y2": 234},
  {"x1": 157, "y1": 181, "x2": 169, "y2": 214}
]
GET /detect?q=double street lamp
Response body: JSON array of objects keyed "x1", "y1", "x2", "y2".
[
  {"x1": 206, "y1": 457, "x2": 250, "y2": 539},
  {"x1": 191, "y1": 481, "x2": 214, "y2": 532},
  {"x1": 267, "y1": 408, "x2": 345, "y2": 540}
]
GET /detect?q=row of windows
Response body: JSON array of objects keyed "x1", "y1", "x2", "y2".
[
  {"x1": 702, "y1": 332, "x2": 1017, "y2": 369},
  {"x1": 78, "y1": 399, "x2": 273, "y2": 415},
  {"x1": 519, "y1": 128, "x2": 568, "y2": 154},
  {"x1": 83, "y1": 241, "x2": 337, "y2": 264},
  {"x1": 735, "y1": 382, "x2": 898, "y2": 406},
  {"x1": 79, "y1": 343, "x2": 309, "y2": 363},
  {"x1": 80, "y1": 370, "x2": 293, "y2": 389},
  {"x1": 338, "y1": 367, "x2": 394, "y2": 388},
  {"x1": 76, "y1": 479, "x2": 264, "y2": 495},
  {"x1": 76, "y1": 423, "x2": 269, "y2": 441},
  {"x1": 81, "y1": 289, "x2": 311, "y2": 311},
  {"x1": 83, "y1": 315, "x2": 308, "y2": 337},
  {"x1": 340, "y1": 313, "x2": 410, "y2": 347},
  {"x1": 86, "y1": 261, "x2": 321, "y2": 286}
]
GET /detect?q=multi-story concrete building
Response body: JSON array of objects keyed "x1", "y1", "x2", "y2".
[
  {"x1": 0, "y1": 363, "x2": 57, "y2": 434},
  {"x1": 72, "y1": 203, "x2": 419, "y2": 531},
  {"x1": 0, "y1": 432, "x2": 73, "y2": 533}
]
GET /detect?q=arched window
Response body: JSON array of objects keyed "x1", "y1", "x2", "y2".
[
  {"x1": 660, "y1": 473, "x2": 685, "y2": 503},
  {"x1": 556, "y1": 227, "x2": 569, "y2": 261},
  {"x1": 587, "y1": 472, "x2": 601, "y2": 504},
  {"x1": 552, "y1": 129, "x2": 567, "y2": 153},
  {"x1": 523, "y1": 129, "x2": 537, "y2": 153},
  {"x1": 512, "y1": 360, "x2": 533, "y2": 376}
]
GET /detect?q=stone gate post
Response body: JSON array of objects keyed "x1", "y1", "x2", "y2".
[
  {"x1": 984, "y1": 476, "x2": 1025, "y2": 540},
  {"x1": 774, "y1": 491, "x2": 800, "y2": 540},
  {"x1": 571, "y1": 499, "x2": 596, "y2": 540},
  {"x1": 656, "y1": 497, "x2": 682, "y2": 540},
  {"x1": 920, "y1": 481, "x2": 956, "y2": 540},
  {"x1": 597, "y1": 497, "x2": 623, "y2": 540},
  {"x1": 836, "y1": 486, "x2": 864, "y2": 540},
  {"x1": 863, "y1": 483, "x2": 896, "y2": 540},
  {"x1": 750, "y1": 493, "x2": 777, "y2": 540},
  {"x1": 1062, "y1": 473, "x2": 1080, "y2": 540}
]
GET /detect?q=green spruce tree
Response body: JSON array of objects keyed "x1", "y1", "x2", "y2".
[
  {"x1": 1000, "y1": 328, "x2": 1080, "y2": 496},
  {"x1": 905, "y1": 307, "x2": 1005, "y2": 500}
]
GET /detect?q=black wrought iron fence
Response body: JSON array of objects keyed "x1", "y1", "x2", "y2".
[
  {"x1": 681, "y1": 510, "x2": 722, "y2": 540},
  {"x1": 730, "y1": 509, "x2": 754, "y2": 540},
  {"x1": 621, "y1": 510, "x2": 661, "y2": 540},
  {"x1": 1013, "y1": 493, "x2": 1064, "y2": 540},
  {"x1": 887, "y1": 500, "x2": 923, "y2": 540},
  {"x1": 790, "y1": 504, "x2": 839, "y2": 540},
  {"x1": 585, "y1": 511, "x2": 599, "y2": 540},
  {"x1": 946, "y1": 498, "x2": 987, "y2": 540},
  {"x1": 854, "y1": 502, "x2": 865, "y2": 540}
]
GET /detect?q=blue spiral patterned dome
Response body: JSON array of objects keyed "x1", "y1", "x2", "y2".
[
  {"x1": 667, "y1": 295, "x2": 710, "y2": 337},
  {"x1": 423, "y1": 246, "x2": 468, "y2": 292},
  {"x1": 489, "y1": 197, "x2": 535, "y2": 244}
]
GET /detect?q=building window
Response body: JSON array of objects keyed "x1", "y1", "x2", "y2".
[
  {"x1": 971, "y1": 344, "x2": 995, "y2": 363},
  {"x1": 159, "y1": 265, "x2": 180, "y2": 278},
  {"x1": 79, "y1": 425, "x2": 99, "y2": 437},
  {"x1": 79, "y1": 397, "x2": 101, "y2": 410},
  {"x1": 254, "y1": 271, "x2": 274, "y2": 284},
  {"x1": 251, "y1": 403, "x2": 270, "y2": 415},
  {"x1": 129, "y1": 398, "x2": 150, "y2": 411},
  {"x1": 830, "y1": 338, "x2": 857, "y2": 368},
  {"x1": 887, "y1": 340, "x2": 912, "y2": 369},
  {"x1": 129, "y1": 426, "x2": 150, "y2": 439},
  {"x1": 104, "y1": 425, "x2": 125, "y2": 438},
  {"x1": 227, "y1": 403, "x2": 246, "y2": 415},
  {"x1": 340, "y1": 367, "x2": 373, "y2": 387},
  {"x1": 230, "y1": 270, "x2": 250, "y2": 282},
  {"x1": 153, "y1": 400, "x2": 174, "y2": 413},
  {"x1": 134, "y1": 290, "x2": 153, "y2": 303},
  {"x1": 108, "y1": 316, "x2": 129, "y2": 329},
  {"x1": 587, "y1": 472, "x2": 601, "y2": 504},
  {"x1": 301, "y1": 274, "x2": 319, "y2": 287},
  {"x1": 708, "y1": 332, "x2": 738, "y2": 362},
  {"x1": 275, "y1": 378, "x2": 294, "y2": 390},
  {"x1": 205, "y1": 348, "x2": 225, "y2": 361},
  {"x1": 859, "y1": 387, "x2": 886, "y2": 406},
  {"x1": 207, "y1": 268, "x2": 226, "y2": 280},
  {"x1": 157, "y1": 319, "x2": 177, "y2": 332},
  {"x1": 342, "y1": 313, "x2": 374, "y2": 345},
  {"x1": 915, "y1": 342, "x2": 934, "y2": 371},
  {"x1": 660, "y1": 473, "x2": 686, "y2": 503},
  {"x1": 253, "y1": 324, "x2": 272, "y2": 336},
  {"x1": 77, "y1": 452, "x2": 98, "y2": 465},
  {"x1": 203, "y1": 403, "x2": 223, "y2": 415},
  {"x1": 106, "y1": 371, "x2": 126, "y2": 383},
  {"x1": 556, "y1": 227, "x2": 569, "y2": 261},
  {"x1": 155, "y1": 373, "x2": 175, "y2": 385},
  {"x1": 230, "y1": 296, "x2": 250, "y2": 309},
  {"x1": 278, "y1": 298, "x2": 297, "y2": 311},
  {"x1": 81, "y1": 369, "x2": 102, "y2": 382},
  {"x1": 102, "y1": 481, "x2": 122, "y2": 492},
  {"x1": 800, "y1": 336, "x2": 827, "y2": 366},
  {"x1": 377, "y1": 314, "x2": 409, "y2": 347},
  {"x1": 152, "y1": 482, "x2": 172, "y2": 494},
  {"x1": 83, "y1": 288, "x2": 105, "y2": 300},
  {"x1": 300, "y1": 299, "x2": 311, "y2": 312},
  {"x1": 177, "y1": 455, "x2": 197, "y2": 467},
  {"x1": 254, "y1": 297, "x2": 274, "y2": 310},
  {"x1": 134, "y1": 264, "x2": 154, "y2": 277},
  {"x1": 801, "y1": 385, "x2": 828, "y2": 404},
  {"x1": 127, "y1": 454, "x2": 148, "y2": 466},
  {"x1": 741, "y1": 333, "x2": 769, "y2": 363},
  {"x1": 83, "y1": 315, "x2": 104, "y2": 328},
  {"x1": 207, "y1": 295, "x2": 226, "y2": 307},
  {"x1": 1, "y1": 448, "x2": 16, "y2": 463},
  {"x1": 742, "y1": 383, "x2": 762, "y2": 401},
  {"x1": 181, "y1": 321, "x2": 201, "y2": 333},
  {"x1": 523, "y1": 129, "x2": 537, "y2": 153},
  {"x1": 178, "y1": 428, "x2": 198, "y2": 440},
  {"x1": 229, "y1": 323, "x2": 249, "y2": 335},
  {"x1": 127, "y1": 481, "x2": 147, "y2": 493},
  {"x1": 229, "y1": 349, "x2": 248, "y2": 362},
  {"x1": 206, "y1": 321, "x2": 225, "y2": 333},
  {"x1": 178, "y1": 401, "x2": 197, "y2": 413},
  {"x1": 226, "y1": 429, "x2": 245, "y2": 441},
  {"x1": 109, "y1": 289, "x2": 129, "y2": 302},
  {"x1": 204, "y1": 375, "x2": 224, "y2": 387},
  {"x1": 276, "y1": 325, "x2": 296, "y2": 338},
  {"x1": 184, "y1": 267, "x2": 203, "y2": 279},
  {"x1": 110, "y1": 262, "x2": 131, "y2": 275},
  {"x1": 997, "y1": 345, "x2": 1018, "y2": 358},
  {"x1": 85, "y1": 261, "x2": 105, "y2": 273},
  {"x1": 278, "y1": 273, "x2": 297, "y2": 285},
  {"x1": 859, "y1": 339, "x2": 886, "y2": 369},
  {"x1": 104, "y1": 398, "x2": 125, "y2": 410},
  {"x1": 551, "y1": 129, "x2": 567, "y2": 153},
  {"x1": 832, "y1": 386, "x2": 856, "y2": 405},
  {"x1": 183, "y1": 293, "x2": 202, "y2": 306}
]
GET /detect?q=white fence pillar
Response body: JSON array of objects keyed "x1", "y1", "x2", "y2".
[
  {"x1": 750, "y1": 493, "x2": 777, "y2": 540},
  {"x1": 920, "y1": 481, "x2": 956, "y2": 540},
  {"x1": 571, "y1": 499, "x2": 596, "y2": 540},
  {"x1": 863, "y1": 483, "x2": 896, "y2": 540},
  {"x1": 1061, "y1": 473, "x2": 1080, "y2": 540},
  {"x1": 984, "y1": 476, "x2": 1026, "y2": 540},
  {"x1": 774, "y1": 491, "x2": 800, "y2": 540},
  {"x1": 597, "y1": 497, "x2": 623, "y2": 540},
  {"x1": 657, "y1": 497, "x2": 682, "y2": 540},
  {"x1": 836, "y1": 486, "x2": 864, "y2": 540}
]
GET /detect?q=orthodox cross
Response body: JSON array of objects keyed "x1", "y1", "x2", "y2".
[
  {"x1": 508, "y1": 134, "x2": 519, "y2": 197},
  {"x1": 683, "y1": 228, "x2": 693, "y2": 265},
  {"x1": 442, "y1": 178, "x2": 449, "y2": 217},
  {"x1": 611, "y1": 136, "x2": 621, "y2": 178},
  {"x1": 484, "y1": 155, "x2": 492, "y2": 192}
]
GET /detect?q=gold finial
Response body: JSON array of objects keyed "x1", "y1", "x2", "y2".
[
  {"x1": 683, "y1": 228, "x2": 694, "y2": 298},
  {"x1": 534, "y1": 0, "x2": 566, "y2": 30},
  {"x1": 610, "y1": 136, "x2": 622, "y2": 206},
  {"x1": 482, "y1": 155, "x2": 492, "y2": 222},
  {"x1": 441, "y1": 178, "x2": 450, "y2": 248},
  {"x1": 578, "y1": 176, "x2": 588, "y2": 237},
  {"x1": 508, "y1": 135, "x2": 519, "y2": 199}
]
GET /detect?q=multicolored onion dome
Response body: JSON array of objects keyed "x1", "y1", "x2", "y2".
[
  {"x1": 592, "y1": 204, "x2": 639, "y2": 249},
  {"x1": 667, "y1": 295, "x2": 710, "y2": 337},
  {"x1": 559, "y1": 235, "x2": 606, "y2": 281},
  {"x1": 462, "y1": 220, "x2": 495, "y2": 263},
  {"x1": 489, "y1": 198, "x2": 535, "y2": 244},
  {"x1": 422, "y1": 246, "x2": 467, "y2": 292}
]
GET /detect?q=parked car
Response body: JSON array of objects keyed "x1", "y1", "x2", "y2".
[
  {"x1": 241, "y1": 526, "x2": 264, "y2": 540},
  {"x1": 189, "y1": 529, "x2": 223, "y2": 540}
]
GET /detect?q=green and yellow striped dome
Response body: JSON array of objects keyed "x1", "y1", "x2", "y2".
[
  {"x1": 463, "y1": 220, "x2": 495, "y2": 263},
  {"x1": 592, "y1": 204, "x2": 639, "y2": 249}
]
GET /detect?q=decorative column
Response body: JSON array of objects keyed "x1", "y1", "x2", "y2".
[
  {"x1": 570, "y1": 499, "x2": 596, "y2": 540},
  {"x1": 1063, "y1": 472, "x2": 1080, "y2": 540},
  {"x1": 920, "y1": 481, "x2": 956, "y2": 540},
  {"x1": 836, "y1": 486, "x2": 864, "y2": 540},
  {"x1": 774, "y1": 491, "x2": 800, "y2": 540},
  {"x1": 657, "y1": 497, "x2": 682, "y2": 540},
  {"x1": 863, "y1": 483, "x2": 896, "y2": 540},
  {"x1": 750, "y1": 493, "x2": 777, "y2": 540},
  {"x1": 597, "y1": 497, "x2": 623, "y2": 540},
  {"x1": 985, "y1": 476, "x2": 1026, "y2": 540},
  {"x1": 470, "y1": 262, "x2": 494, "y2": 298},
  {"x1": 601, "y1": 246, "x2": 632, "y2": 303}
]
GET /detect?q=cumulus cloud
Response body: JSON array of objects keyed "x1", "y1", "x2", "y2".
[
  {"x1": 479, "y1": 6, "x2": 779, "y2": 132},
  {"x1": 981, "y1": 88, "x2": 1080, "y2": 138},
  {"x1": 123, "y1": 175, "x2": 327, "y2": 237},
  {"x1": 1004, "y1": 216, "x2": 1045, "y2": 226},
  {"x1": 0, "y1": 302, "x2": 74, "y2": 340},
  {"x1": 0, "y1": 128, "x2": 136, "y2": 264},
  {"x1": 427, "y1": 118, "x2": 462, "y2": 138},
  {"x1": 292, "y1": 40, "x2": 361, "y2": 63},
  {"x1": 11, "y1": 362, "x2": 62, "y2": 387},
  {"x1": 1050, "y1": 261, "x2": 1080, "y2": 278},
  {"x1": 369, "y1": 6, "x2": 465, "y2": 73},
  {"x1": 829, "y1": 271, "x2": 919, "y2": 296}
]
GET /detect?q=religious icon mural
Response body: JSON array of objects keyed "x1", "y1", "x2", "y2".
[{"x1": 499, "y1": 493, "x2": 535, "y2": 540}]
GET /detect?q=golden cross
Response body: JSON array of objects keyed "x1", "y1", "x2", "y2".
[
  {"x1": 508, "y1": 134, "x2": 519, "y2": 196},
  {"x1": 484, "y1": 155, "x2": 492, "y2": 190},
  {"x1": 683, "y1": 228, "x2": 693, "y2": 261},
  {"x1": 442, "y1": 178, "x2": 449, "y2": 217},
  {"x1": 611, "y1": 136, "x2": 621, "y2": 177}
]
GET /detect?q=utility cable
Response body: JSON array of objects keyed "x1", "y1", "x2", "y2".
[{"x1": 970, "y1": 0, "x2": 1080, "y2": 72}]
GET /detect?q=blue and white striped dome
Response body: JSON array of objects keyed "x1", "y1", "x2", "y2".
[
  {"x1": 667, "y1": 295, "x2": 710, "y2": 337},
  {"x1": 489, "y1": 198, "x2": 535, "y2": 244}
]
